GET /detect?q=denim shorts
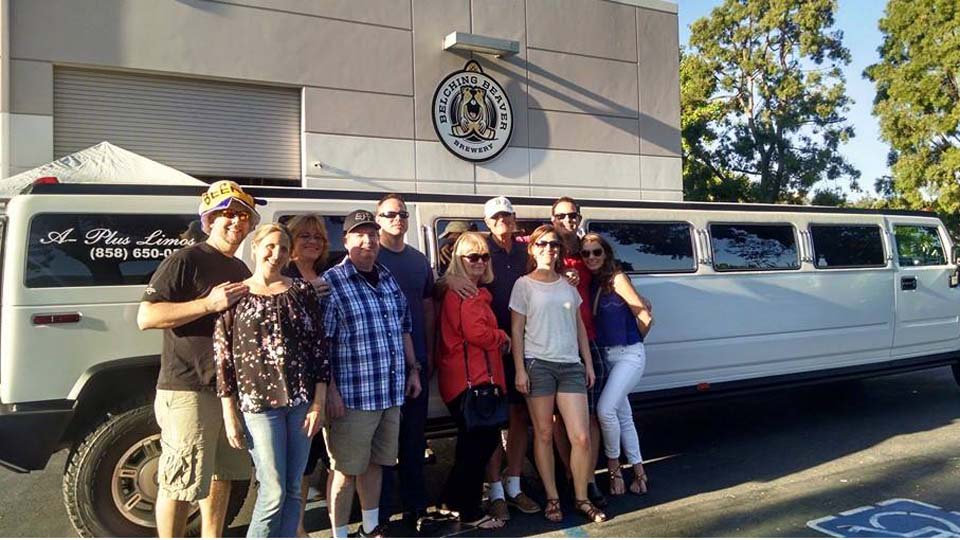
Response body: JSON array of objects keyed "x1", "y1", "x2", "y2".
[{"x1": 525, "y1": 358, "x2": 587, "y2": 397}]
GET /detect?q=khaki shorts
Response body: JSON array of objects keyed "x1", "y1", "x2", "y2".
[
  {"x1": 154, "y1": 390, "x2": 251, "y2": 502},
  {"x1": 323, "y1": 406, "x2": 400, "y2": 476}
]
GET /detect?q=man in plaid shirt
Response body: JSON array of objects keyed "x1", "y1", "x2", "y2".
[{"x1": 321, "y1": 209, "x2": 422, "y2": 538}]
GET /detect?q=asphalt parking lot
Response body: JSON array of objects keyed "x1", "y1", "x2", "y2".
[{"x1": 3, "y1": 366, "x2": 960, "y2": 537}]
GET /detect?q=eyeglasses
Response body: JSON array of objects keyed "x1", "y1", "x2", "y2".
[
  {"x1": 218, "y1": 209, "x2": 250, "y2": 222},
  {"x1": 296, "y1": 233, "x2": 326, "y2": 243},
  {"x1": 580, "y1": 248, "x2": 604, "y2": 258},
  {"x1": 553, "y1": 212, "x2": 580, "y2": 221},
  {"x1": 534, "y1": 240, "x2": 561, "y2": 249},
  {"x1": 379, "y1": 211, "x2": 409, "y2": 220},
  {"x1": 461, "y1": 253, "x2": 491, "y2": 263},
  {"x1": 489, "y1": 212, "x2": 513, "y2": 221}
]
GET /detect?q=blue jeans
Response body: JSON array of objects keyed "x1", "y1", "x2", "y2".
[{"x1": 243, "y1": 403, "x2": 311, "y2": 538}]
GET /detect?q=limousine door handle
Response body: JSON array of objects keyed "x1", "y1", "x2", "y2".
[
  {"x1": 901, "y1": 276, "x2": 918, "y2": 291},
  {"x1": 32, "y1": 312, "x2": 82, "y2": 325}
]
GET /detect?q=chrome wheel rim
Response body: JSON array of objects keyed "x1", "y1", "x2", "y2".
[{"x1": 111, "y1": 434, "x2": 198, "y2": 527}]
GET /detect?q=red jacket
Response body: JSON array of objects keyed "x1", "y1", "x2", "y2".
[{"x1": 438, "y1": 288, "x2": 509, "y2": 403}]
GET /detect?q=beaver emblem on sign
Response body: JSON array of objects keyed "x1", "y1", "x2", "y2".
[{"x1": 432, "y1": 60, "x2": 513, "y2": 163}]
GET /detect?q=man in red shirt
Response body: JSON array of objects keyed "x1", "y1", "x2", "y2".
[{"x1": 551, "y1": 196, "x2": 607, "y2": 508}]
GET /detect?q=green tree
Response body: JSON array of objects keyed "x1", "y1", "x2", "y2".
[
  {"x1": 682, "y1": 0, "x2": 860, "y2": 203},
  {"x1": 864, "y1": 0, "x2": 960, "y2": 233}
]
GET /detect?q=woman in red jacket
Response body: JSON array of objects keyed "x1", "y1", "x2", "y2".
[{"x1": 438, "y1": 232, "x2": 511, "y2": 531}]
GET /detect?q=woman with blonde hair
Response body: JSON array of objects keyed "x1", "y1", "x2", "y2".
[
  {"x1": 283, "y1": 214, "x2": 333, "y2": 537},
  {"x1": 509, "y1": 225, "x2": 605, "y2": 523},
  {"x1": 215, "y1": 223, "x2": 329, "y2": 537},
  {"x1": 580, "y1": 232, "x2": 653, "y2": 497},
  {"x1": 285, "y1": 214, "x2": 330, "y2": 281},
  {"x1": 437, "y1": 231, "x2": 510, "y2": 530}
]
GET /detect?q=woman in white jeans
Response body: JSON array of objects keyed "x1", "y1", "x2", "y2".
[{"x1": 580, "y1": 233, "x2": 654, "y2": 496}]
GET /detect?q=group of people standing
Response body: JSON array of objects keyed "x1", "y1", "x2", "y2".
[{"x1": 137, "y1": 180, "x2": 653, "y2": 538}]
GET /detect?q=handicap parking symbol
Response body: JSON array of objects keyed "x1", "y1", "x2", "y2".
[{"x1": 808, "y1": 499, "x2": 960, "y2": 538}]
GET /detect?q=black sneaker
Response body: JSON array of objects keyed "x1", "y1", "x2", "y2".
[{"x1": 352, "y1": 524, "x2": 387, "y2": 538}]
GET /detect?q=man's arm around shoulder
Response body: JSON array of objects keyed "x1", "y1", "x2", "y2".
[{"x1": 137, "y1": 282, "x2": 249, "y2": 330}]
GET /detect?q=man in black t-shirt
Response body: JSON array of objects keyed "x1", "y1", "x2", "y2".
[{"x1": 137, "y1": 180, "x2": 260, "y2": 538}]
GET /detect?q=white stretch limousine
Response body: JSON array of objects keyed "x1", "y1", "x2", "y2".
[{"x1": 1, "y1": 183, "x2": 958, "y2": 536}]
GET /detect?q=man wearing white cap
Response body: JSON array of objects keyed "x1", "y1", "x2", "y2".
[{"x1": 137, "y1": 180, "x2": 260, "y2": 538}]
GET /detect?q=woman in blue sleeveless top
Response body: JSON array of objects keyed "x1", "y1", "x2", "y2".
[{"x1": 580, "y1": 233, "x2": 654, "y2": 497}]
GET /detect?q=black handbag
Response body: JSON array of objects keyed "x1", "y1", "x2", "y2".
[{"x1": 458, "y1": 297, "x2": 508, "y2": 431}]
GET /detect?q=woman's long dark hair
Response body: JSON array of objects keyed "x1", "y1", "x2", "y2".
[
  {"x1": 526, "y1": 224, "x2": 566, "y2": 274},
  {"x1": 581, "y1": 232, "x2": 620, "y2": 293}
]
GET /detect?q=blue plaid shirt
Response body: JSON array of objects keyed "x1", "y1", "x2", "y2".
[{"x1": 322, "y1": 257, "x2": 412, "y2": 411}]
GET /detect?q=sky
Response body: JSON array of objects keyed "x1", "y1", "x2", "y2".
[{"x1": 676, "y1": 0, "x2": 889, "y2": 199}]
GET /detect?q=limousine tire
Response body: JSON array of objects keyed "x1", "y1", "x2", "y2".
[
  {"x1": 952, "y1": 363, "x2": 960, "y2": 387},
  {"x1": 63, "y1": 402, "x2": 249, "y2": 537}
]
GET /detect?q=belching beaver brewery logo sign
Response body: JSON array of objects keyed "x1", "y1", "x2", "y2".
[{"x1": 432, "y1": 60, "x2": 513, "y2": 163}]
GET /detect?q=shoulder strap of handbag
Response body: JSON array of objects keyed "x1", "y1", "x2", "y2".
[{"x1": 459, "y1": 295, "x2": 496, "y2": 388}]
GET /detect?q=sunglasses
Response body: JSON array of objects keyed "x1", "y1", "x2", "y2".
[
  {"x1": 461, "y1": 253, "x2": 491, "y2": 263},
  {"x1": 554, "y1": 212, "x2": 580, "y2": 221},
  {"x1": 534, "y1": 240, "x2": 561, "y2": 249},
  {"x1": 580, "y1": 248, "x2": 604, "y2": 258},
  {"x1": 218, "y1": 209, "x2": 250, "y2": 222},
  {"x1": 379, "y1": 211, "x2": 409, "y2": 220},
  {"x1": 296, "y1": 233, "x2": 326, "y2": 242}
]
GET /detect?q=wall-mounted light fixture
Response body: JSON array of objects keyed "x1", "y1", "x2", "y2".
[{"x1": 442, "y1": 32, "x2": 519, "y2": 57}]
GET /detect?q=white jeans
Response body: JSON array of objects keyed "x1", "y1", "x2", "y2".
[{"x1": 597, "y1": 342, "x2": 646, "y2": 465}]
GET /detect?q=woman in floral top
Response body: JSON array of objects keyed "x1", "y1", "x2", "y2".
[{"x1": 215, "y1": 223, "x2": 329, "y2": 538}]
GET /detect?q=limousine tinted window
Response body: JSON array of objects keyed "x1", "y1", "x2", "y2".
[
  {"x1": 710, "y1": 223, "x2": 800, "y2": 271},
  {"x1": 587, "y1": 221, "x2": 696, "y2": 273},
  {"x1": 26, "y1": 213, "x2": 197, "y2": 288},
  {"x1": 277, "y1": 214, "x2": 346, "y2": 271},
  {"x1": 894, "y1": 225, "x2": 946, "y2": 267},
  {"x1": 810, "y1": 225, "x2": 885, "y2": 268}
]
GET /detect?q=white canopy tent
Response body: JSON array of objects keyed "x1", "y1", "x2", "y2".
[{"x1": 0, "y1": 141, "x2": 206, "y2": 196}]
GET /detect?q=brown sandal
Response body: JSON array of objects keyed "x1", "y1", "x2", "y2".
[
  {"x1": 575, "y1": 499, "x2": 607, "y2": 523},
  {"x1": 544, "y1": 498, "x2": 563, "y2": 522},
  {"x1": 608, "y1": 469, "x2": 625, "y2": 496},
  {"x1": 630, "y1": 472, "x2": 649, "y2": 495}
]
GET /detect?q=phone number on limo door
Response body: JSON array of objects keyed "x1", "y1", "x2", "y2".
[{"x1": 88, "y1": 247, "x2": 179, "y2": 260}]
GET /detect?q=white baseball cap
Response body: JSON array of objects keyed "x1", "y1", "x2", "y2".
[{"x1": 484, "y1": 196, "x2": 515, "y2": 219}]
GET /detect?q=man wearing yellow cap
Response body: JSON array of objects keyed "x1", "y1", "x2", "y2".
[{"x1": 137, "y1": 180, "x2": 260, "y2": 538}]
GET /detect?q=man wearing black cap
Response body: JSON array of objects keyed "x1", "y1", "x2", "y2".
[
  {"x1": 321, "y1": 209, "x2": 422, "y2": 538},
  {"x1": 137, "y1": 180, "x2": 258, "y2": 538}
]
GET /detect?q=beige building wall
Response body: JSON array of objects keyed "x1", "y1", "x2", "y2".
[{"x1": 1, "y1": 0, "x2": 681, "y2": 201}]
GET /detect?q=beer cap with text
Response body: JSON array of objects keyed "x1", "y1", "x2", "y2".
[{"x1": 198, "y1": 180, "x2": 264, "y2": 232}]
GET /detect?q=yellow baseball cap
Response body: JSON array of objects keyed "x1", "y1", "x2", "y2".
[{"x1": 198, "y1": 180, "x2": 264, "y2": 232}]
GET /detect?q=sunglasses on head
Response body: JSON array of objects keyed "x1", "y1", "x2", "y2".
[
  {"x1": 461, "y1": 253, "x2": 491, "y2": 263},
  {"x1": 218, "y1": 209, "x2": 250, "y2": 221},
  {"x1": 379, "y1": 211, "x2": 409, "y2": 220},
  {"x1": 554, "y1": 212, "x2": 580, "y2": 221},
  {"x1": 580, "y1": 248, "x2": 604, "y2": 258},
  {"x1": 535, "y1": 240, "x2": 561, "y2": 249}
]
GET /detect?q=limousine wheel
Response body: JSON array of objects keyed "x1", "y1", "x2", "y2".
[
  {"x1": 952, "y1": 363, "x2": 960, "y2": 387},
  {"x1": 63, "y1": 402, "x2": 249, "y2": 537}
]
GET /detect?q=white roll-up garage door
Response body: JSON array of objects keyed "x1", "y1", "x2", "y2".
[{"x1": 54, "y1": 68, "x2": 301, "y2": 181}]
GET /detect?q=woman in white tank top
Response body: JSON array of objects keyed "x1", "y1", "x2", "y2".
[{"x1": 508, "y1": 225, "x2": 606, "y2": 524}]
